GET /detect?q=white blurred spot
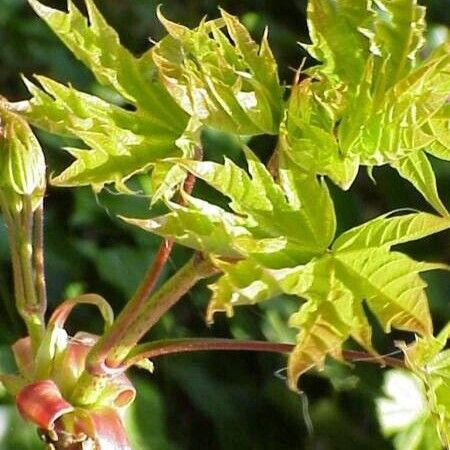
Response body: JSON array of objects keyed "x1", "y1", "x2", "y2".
[{"x1": 376, "y1": 369, "x2": 426, "y2": 435}]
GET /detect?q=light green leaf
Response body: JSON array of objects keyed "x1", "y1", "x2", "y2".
[
  {"x1": 291, "y1": 1, "x2": 450, "y2": 205},
  {"x1": 278, "y1": 162, "x2": 336, "y2": 249},
  {"x1": 426, "y1": 104, "x2": 450, "y2": 161},
  {"x1": 333, "y1": 212, "x2": 450, "y2": 251},
  {"x1": 123, "y1": 150, "x2": 337, "y2": 327},
  {"x1": 121, "y1": 197, "x2": 251, "y2": 259},
  {"x1": 27, "y1": 0, "x2": 185, "y2": 124},
  {"x1": 343, "y1": 51, "x2": 450, "y2": 165},
  {"x1": 372, "y1": 0, "x2": 426, "y2": 88},
  {"x1": 287, "y1": 258, "x2": 373, "y2": 389},
  {"x1": 304, "y1": 0, "x2": 372, "y2": 87},
  {"x1": 206, "y1": 258, "x2": 283, "y2": 323},
  {"x1": 153, "y1": 8, "x2": 284, "y2": 135},
  {"x1": 123, "y1": 184, "x2": 319, "y2": 266},
  {"x1": 20, "y1": 76, "x2": 183, "y2": 193},
  {"x1": 23, "y1": 0, "x2": 192, "y2": 195},
  {"x1": 280, "y1": 80, "x2": 359, "y2": 189},
  {"x1": 334, "y1": 248, "x2": 439, "y2": 336},
  {"x1": 393, "y1": 151, "x2": 448, "y2": 216},
  {"x1": 177, "y1": 149, "x2": 335, "y2": 256},
  {"x1": 150, "y1": 162, "x2": 187, "y2": 206}
]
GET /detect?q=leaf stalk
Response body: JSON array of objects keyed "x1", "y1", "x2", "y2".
[
  {"x1": 85, "y1": 148, "x2": 203, "y2": 374},
  {"x1": 0, "y1": 192, "x2": 45, "y2": 348},
  {"x1": 123, "y1": 338, "x2": 405, "y2": 370}
]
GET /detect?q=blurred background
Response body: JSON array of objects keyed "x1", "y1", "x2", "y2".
[{"x1": 0, "y1": 0, "x2": 449, "y2": 449}]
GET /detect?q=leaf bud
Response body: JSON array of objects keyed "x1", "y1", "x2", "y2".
[{"x1": 0, "y1": 100, "x2": 46, "y2": 211}]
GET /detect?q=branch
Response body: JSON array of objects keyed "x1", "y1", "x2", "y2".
[
  {"x1": 0, "y1": 192, "x2": 44, "y2": 347},
  {"x1": 83, "y1": 239, "x2": 174, "y2": 372},
  {"x1": 17, "y1": 197, "x2": 45, "y2": 344},
  {"x1": 86, "y1": 148, "x2": 206, "y2": 374},
  {"x1": 123, "y1": 338, "x2": 405, "y2": 370},
  {"x1": 86, "y1": 254, "x2": 218, "y2": 374}
]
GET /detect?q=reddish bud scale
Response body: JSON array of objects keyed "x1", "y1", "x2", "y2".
[
  {"x1": 16, "y1": 380, "x2": 74, "y2": 430},
  {"x1": 9, "y1": 297, "x2": 134, "y2": 449}
]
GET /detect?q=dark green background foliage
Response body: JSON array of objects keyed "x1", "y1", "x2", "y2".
[{"x1": 0, "y1": 1, "x2": 449, "y2": 449}]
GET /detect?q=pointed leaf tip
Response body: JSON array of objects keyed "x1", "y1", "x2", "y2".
[{"x1": 27, "y1": 0, "x2": 56, "y2": 18}]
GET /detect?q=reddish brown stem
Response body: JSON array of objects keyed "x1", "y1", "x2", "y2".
[
  {"x1": 101, "y1": 255, "x2": 218, "y2": 370},
  {"x1": 85, "y1": 240, "x2": 174, "y2": 372},
  {"x1": 123, "y1": 338, "x2": 405, "y2": 370},
  {"x1": 86, "y1": 148, "x2": 203, "y2": 373}
]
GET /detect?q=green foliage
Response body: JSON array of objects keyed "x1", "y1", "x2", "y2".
[
  {"x1": 281, "y1": 0, "x2": 450, "y2": 214},
  {"x1": 27, "y1": 0, "x2": 183, "y2": 120},
  {"x1": 0, "y1": 0, "x2": 449, "y2": 448},
  {"x1": 23, "y1": 0, "x2": 189, "y2": 193},
  {"x1": 125, "y1": 150, "x2": 335, "y2": 265},
  {"x1": 126, "y1": 147, "x2": 450, "y2": 388},
  {"x1": 153, "y1": 8, "x2": 284, "y2": 135}
]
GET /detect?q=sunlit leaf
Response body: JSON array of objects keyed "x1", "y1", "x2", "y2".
[
  {"x1": 426, "y1": 104, "x2": 450, "y2": 161},
  {"x1": 206, "y1": 258, "x2": 283, "y2": 322},
  {"x1": 393, "y1": 151, "x2": 448, "y2": 216},
  {"x1": 284, "y1": 0, "x2": 450, "y2": 213},
  {"x1": 122, "y1": 197, "x2": 251, "y2": 259},
  {"x1": 178, "y1": 149, "x2": 335, "y2": 255},
  {"x1": 22, "y1": 0, "x2": 189, "y2": 194},
  {"x1": 372, "y1": 0, "x2": 426, "y2": 88},
  {"x1": 304, "y1": 0, "x2": 372, "y2": 87},
  {"x1": 334, "y1": 249, "x2": 438, "y2": 336},
  {"x1": 287, "y1": 258, "x2": 370, "y2": 389},
  {"x1": 27, "y1": 0, "x2": 184, "y2": 123},
  {"x1": 333, "y1": 212, "x2": 450, "y2": 251},
  {"x1": 153, "y1": 8, "x2": 284, "y2": 135},
  {"x1": 280, "y1": 81, "x2": 359, "y2": 189}
]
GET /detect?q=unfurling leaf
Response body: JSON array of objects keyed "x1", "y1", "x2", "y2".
[
  {"x1": 279, "y1": 80, "x2": 359, "y2": 189},
  {"x1": 153, "y1": 8, "x2": 284, "y2": 135}
]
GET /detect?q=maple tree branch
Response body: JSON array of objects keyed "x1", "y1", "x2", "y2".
[
  {"x1": 86, "y1": 148, "x2": 204, "y2": 373},
  {"x1": 124, "y1": 338, "x2": 405, "y2": 370}
]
